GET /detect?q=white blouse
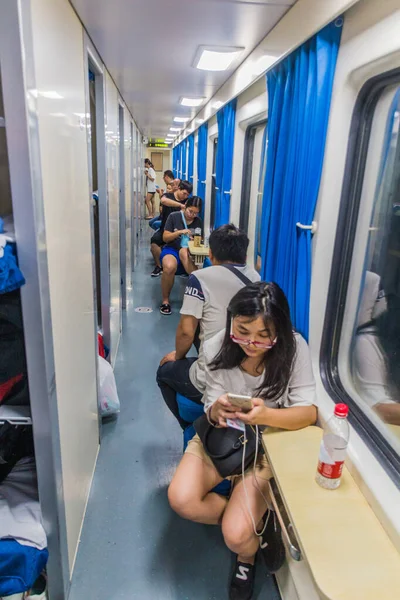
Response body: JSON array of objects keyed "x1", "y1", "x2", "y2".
[{"x1": 202, "y1": 330, "x2": 317, "y2": 412}]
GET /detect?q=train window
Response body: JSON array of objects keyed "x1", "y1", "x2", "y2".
[
  {"x1": 210, "y1": 138, "x2": 218, "y2": 228},
  {"x1": 240, "y1": 120, "x2": 267, "y2": 270},
  {"x1": 321, "y1": 74, "x2": 400, "y2": 485}
]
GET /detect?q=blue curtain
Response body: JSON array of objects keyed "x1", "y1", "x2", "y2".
[
  {"x1": 214, "y1": 99, "x2": 237, "y2": 228},
  {"x1": 172, "y1": 146, "x2": 179, "y2": 177},
  {"x1": 197, "y1": 123, "x2": 208, "y2": 221},
  {"x1": 260, "y1": 19, "x2": 343, "y2": 340},
  {"x1": 183, "y1": 138, "x2": 189, "y2": 180},
  {"x1": 178, "y1": 143, "x2": 183, "y2": 179},
  {"x1": 188, "y1": 134, "x2": 195, "y2": 187}
]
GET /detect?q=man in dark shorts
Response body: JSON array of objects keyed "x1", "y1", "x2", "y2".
[{"x1": 150, "y1": 180, "x2": 192, "y2": 277}]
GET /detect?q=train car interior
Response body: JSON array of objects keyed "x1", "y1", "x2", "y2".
[{"x1": 0, "y1": 0, "x2": 399, "y2": 599}]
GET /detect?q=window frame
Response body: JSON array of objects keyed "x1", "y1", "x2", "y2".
[
  {"x1": 320, "y1": 67, "x2": 400, "y2": 489},
  {"x1": 210, "y1": 138, "x2": 218, "y2": 228},
  {"x1": 239, "y1": 119, "x2": 267, "y2": 233}
]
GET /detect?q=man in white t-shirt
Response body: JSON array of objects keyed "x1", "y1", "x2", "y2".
[{"x1": 156, "y1": 224, "x2": 260, "y2": 429}]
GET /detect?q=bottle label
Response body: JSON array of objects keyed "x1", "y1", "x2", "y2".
[{"x1": 317, "y1": 439, "x2": 346, "y2": 480}]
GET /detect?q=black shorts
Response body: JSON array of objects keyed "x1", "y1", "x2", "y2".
[{"x1": 151, "y1": 229, "x2": 164, "y2": 247}]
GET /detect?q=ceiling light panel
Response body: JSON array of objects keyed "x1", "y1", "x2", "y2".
[
  {"x1": 195, "y1": 47, "x2": 244, "y2": 72},
  {"x1": 180, "y1": 97, "x2": 205, "y2": 107},
  {"x1": 170, "y1": 127, "x2": 182, "y2": 132},
  {"x1": 173, "y1": 117, "x2": 189, "y2": 123}
]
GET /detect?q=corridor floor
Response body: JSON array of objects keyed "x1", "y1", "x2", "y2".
[{"x1": 68, "y1": 234, "x2": 281, "y2": 600}]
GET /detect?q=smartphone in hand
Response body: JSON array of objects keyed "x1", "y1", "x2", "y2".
[{"x1": 227, "y1": 393, "x2": 252, "y2": 413}]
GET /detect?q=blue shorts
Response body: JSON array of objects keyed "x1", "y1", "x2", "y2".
[
  {"x1": 160, "y1": 246, "x2": 181, "y2": 267},
  {"x1": 160, "y1": 247, "x2": 187, "y2": 275}
]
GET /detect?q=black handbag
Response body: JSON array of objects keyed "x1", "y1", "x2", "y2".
[{"x1": 194, "y1": 413, "x2": 264, "y2": 478}]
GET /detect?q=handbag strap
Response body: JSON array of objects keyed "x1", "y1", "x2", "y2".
[
  {"x1": 221, "y1": 264, "x2": 253, "y2": 286},
  {"x1": 181, "y1": 210, "x2": 188, "y2": 230}
]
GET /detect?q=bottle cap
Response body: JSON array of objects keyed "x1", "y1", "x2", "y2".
[{"x1": 334, "y1": 403, "x2": 349, "y2": 418}]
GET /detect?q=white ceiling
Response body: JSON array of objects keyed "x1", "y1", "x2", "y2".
[{"x1": 71, "y1": 0, "x2": 296, "y2": 139}]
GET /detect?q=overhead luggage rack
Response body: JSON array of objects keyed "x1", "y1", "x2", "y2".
[{"x1": 0, "y1": 405, "x2": 32, "y2": 425}]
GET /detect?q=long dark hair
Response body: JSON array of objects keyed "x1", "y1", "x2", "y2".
[{"x1": 210, "y1": 282, "x2": 296, "y2": 402}]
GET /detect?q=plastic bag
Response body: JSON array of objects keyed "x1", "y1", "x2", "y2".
[
  {"x1": 98, "y1": 356, "x2": 120, "y2": 417},
  {"x1": 180, "y1": 233, "x2": 190, "y2": 248}
]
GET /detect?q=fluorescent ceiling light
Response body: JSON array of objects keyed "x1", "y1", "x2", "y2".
[
  {"x1": 213, "y1": 101, "x2": 223, "y2": 110},
  {"x1": 195, "y1": 47, "x2": 243, "y2": 72},
  {"x1": 170, "y1": 127, "x2": 182, "y2": 132},
  {"x1": 196, "y1": 118, "x2": 205, "y2": 124},
  {"x1": 173, "y1": 117, "x2": 189, "y2": 123},
  {"x1": 180, "y1": 97, "x2": 204, "y2": 107}
]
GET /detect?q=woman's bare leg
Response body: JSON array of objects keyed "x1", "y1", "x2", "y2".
[
  {"x1": 221, "y1": 473, "x2": 270, "y2": 564},
  {"x1": 179, "y1": 248, "x2": 198, "y2": 275},
  {"x1": 168, "y1": 453, "x2": 228, "y2": 525},
  {"x1": 145, "y1": 192, "x2": 154, "y2": 218}
]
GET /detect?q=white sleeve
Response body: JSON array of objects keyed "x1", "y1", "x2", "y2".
[
  {"x1": 180, "y1": 274, "x2": 205, "y2": 320},
  {"x1": 203, "y1": 361, "x2": 228, "y2": 413},
  {"x1": 353, "y1": 334, "x2": 395, "y2": 407},
  {"x1": 283, "y1": 335, "x2": 317, "y2": 408},
  {"x1": 202, "y1": 333, "x2": 228, "y2": 412}
]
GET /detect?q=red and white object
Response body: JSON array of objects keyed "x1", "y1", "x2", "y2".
[{"x1": 316, "y1": 403, "x2": 350, "y2": 490}]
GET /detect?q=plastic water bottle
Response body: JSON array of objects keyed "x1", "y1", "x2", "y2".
[
  {"x1": 315, "y1": 403, "x2": 349, "y2": 490},
  {"x1": 204, "y1": 229, "x2": 210, "y2": 248}
]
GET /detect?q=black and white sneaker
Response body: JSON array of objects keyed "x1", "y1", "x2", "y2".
[
  {"x1": 229, "y1": 559, "x2": 256, "y2": 600},
  {"x1": 159, "y1": 303, "x2": 172, "y2": 315},
  {"x1": 259, "y1": 509, "x2": 286, "y2": 573},
  {"x1": 151, "y1": 266, "x2": 162, "y2": 277}
]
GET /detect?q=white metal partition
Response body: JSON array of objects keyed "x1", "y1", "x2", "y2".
[
  {"x1": 84, "y1": 33, "x2": 111, "y2": 355},
  {"x1": 0, "y1": 3, "x2": 69, "y2": 597},
  {"x1": 124, "y1": 110, "x2": 132, "y2": 291},
  {"x1": 105, "y1": 72, "x2": 121, "y2": 364},
  {"x1": 118, "y1": 103, "x2": 126, "y2": 310},
  {"x1": 29, "y1": 0, "x2": 100, "y2": 574},
  {"x1": 131, "y1": 121, "x2": 137, "y2": 271}
]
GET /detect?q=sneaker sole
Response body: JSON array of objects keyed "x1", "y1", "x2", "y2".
[{"x1": 151, "y1": 273, "x2": 162, "y2": 277}]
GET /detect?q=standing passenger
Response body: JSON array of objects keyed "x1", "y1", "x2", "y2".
[
  {"x1": 157, "y1": 169, "x2": 175, "y2": 199},
  {"x1": 168, "y1": 282, "x2": 317, "y2": 600},
  {"x1": 160, "y1": 197, "x2": 202, "y2": 315},
  {"x1": 149, "y1": 171, "x2": 177, "y2": 231},
  {"x1": 144, "y1": 158, "x2": 157, "y2": 219},
  {"x1": 157, "y1": 224, "x2": 260, "y2": 429}
]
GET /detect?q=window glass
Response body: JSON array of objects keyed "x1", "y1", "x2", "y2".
[
  {"x1": 348, "y1": 85, "x2": 400, "y2": 455},
  {"x1": 210, "y1": 138, "x2": 218, "y2": 229},
  {"x1": 255, "y1": 126, "x2": 268, "y2": 272},
  {"x1": 242, "y1": 122, "x2": 267, "y2": 271}
]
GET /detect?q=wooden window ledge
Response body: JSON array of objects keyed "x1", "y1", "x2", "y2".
[{"x1": 262, "y1": 426, "x2": 400, "y2": 600}]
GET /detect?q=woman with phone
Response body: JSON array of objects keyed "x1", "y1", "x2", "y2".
[
  {"x1": 168, "y1": 282, "x2": 317, "y2": 600},
  {"x1": 144, "y1": 158, "x2": 157, "y2": 219}
]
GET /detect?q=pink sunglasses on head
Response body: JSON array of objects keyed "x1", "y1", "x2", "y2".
[{"x1": 229, "y1": 320, "x2": 277, "y2": 349}]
